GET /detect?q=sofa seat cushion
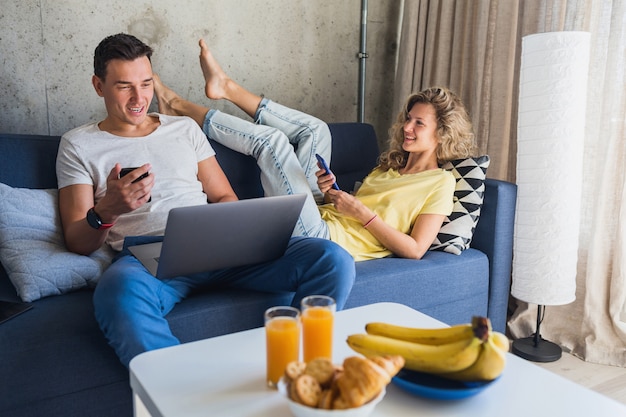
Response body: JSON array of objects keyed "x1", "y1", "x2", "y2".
[
  {"x1": 0, "y1": 290, "x2": 130, "y2": 415},
  {"x1": 345, "y1": 249, "x2": 490, "y2": 326},
  {"x1": 167, "y1": 289, "x2": 294, "y2": 342}
]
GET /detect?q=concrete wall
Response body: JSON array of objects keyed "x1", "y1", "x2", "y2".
[{"x1": 0, "y1": 1, "x2": 401, "y2": 148}]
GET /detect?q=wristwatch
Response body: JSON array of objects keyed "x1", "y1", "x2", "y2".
[{"x1": 86, "y1": 207, "x2": 114, "y2": 230}]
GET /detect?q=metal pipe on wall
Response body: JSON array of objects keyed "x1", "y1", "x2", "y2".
[{"x1": 357, "y1": 0, "x2": 368, "y2": 122}]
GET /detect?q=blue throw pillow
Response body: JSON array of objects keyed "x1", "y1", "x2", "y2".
[{"x1": 0, "y1": 183, "x2": 114, "y2": 302}]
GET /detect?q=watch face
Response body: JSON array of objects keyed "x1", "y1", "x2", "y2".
[{"x1": 86, "y1": 208, "x2": 102, "y2": 229}]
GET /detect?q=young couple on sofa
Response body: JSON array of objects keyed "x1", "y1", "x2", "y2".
[{"x1": 58, "y1": 33, "x2": 476, "y2": 366}]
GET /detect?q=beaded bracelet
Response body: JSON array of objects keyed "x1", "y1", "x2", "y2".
[{"x1": 363, "y1": 214, "x2": 377, "y2": 228}]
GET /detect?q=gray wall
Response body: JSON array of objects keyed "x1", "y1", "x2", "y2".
[{"x1": 0, "y1": 1, "x2": 401, "y2": 148}]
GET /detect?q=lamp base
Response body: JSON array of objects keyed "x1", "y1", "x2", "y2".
[{"x1": 512, "y1": 335, "x2": 562, "y2": 362}]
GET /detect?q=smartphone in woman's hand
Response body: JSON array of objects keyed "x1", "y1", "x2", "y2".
[{"x1": 315, "y1": 154, "x2": 340, "y2": 190}]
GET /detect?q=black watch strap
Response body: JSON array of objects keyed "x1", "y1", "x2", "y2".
[{"x1": 86, "y1": 207, "x2": 114, "y2": 230}]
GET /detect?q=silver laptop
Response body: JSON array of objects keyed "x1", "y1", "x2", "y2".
[{"x1": 128, "y1": 194, "x2": 306, "y2": 279}]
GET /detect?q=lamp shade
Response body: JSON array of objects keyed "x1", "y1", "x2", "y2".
[{"x1": 511, "y1": 31, "x2": 591, "y2": 306}]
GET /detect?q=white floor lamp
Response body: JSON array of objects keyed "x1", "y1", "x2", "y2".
[{"x1": 511, "y1": 31, "x2": 591, "y2": 362}]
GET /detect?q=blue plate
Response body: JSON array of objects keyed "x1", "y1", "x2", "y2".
[{"x1": 392, "y1": 369, "x2": 497, "y2": 400}]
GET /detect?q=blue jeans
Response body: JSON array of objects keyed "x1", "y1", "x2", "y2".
[
  {"x1": 203, "y1": 99, "x2": 332, "y2": 238},
  {"x1": 93, "y1": 236, "x2": 354, "y2": 368}
]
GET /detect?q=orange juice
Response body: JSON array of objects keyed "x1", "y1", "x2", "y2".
[
  {"x1": 302, "y1": 306, "x2": 334, "y2": 362},
  {"x1": 265, "y1": 316, "x2": 300, "y2": 387}
]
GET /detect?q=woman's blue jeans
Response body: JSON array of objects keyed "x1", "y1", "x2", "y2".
[
  {"x1": 94, "y1": 236, "x2": 354, "y2": 368},
  {"x1": 203, "y1": 98, "x2": 332, "y2": 238}
]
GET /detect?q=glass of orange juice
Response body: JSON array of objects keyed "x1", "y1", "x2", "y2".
[
  {"x1": 264, "y1": 306, "x2": 300, "y2": 388},
  {"x1": 301, "y1": 295, "x2": 336, "y2": 362}
]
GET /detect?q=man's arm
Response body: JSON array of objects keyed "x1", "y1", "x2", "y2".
[
  {"x1": 59, "y1": 163, "x2": 153, "y2": 255},
  {"x1": 197, "y1": 156, "x2": 238, "y2": 203},
  {"x1": 59, "y1": 184, "x2": 110, "y2": 255}
]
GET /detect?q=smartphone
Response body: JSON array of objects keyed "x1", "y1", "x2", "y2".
[
  {"x1": 0, "y1": 300, "x2": 33, "y2": 324},
  {"x1": 120, "y1": 167, "x2": 149, "y2": 183},
  {"x1": 120, "y1": 167, "x2": 152, "y2": 202},
  {"x1": 315, "y1": 154, "x2": 340, "y2": 190}
]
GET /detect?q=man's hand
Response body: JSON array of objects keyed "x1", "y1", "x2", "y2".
[
  {"x1": 96, "y1": 163, "x2": 154, "y2": 223},
  {"x1": 58, "y1": 163, "x2": 154, "y2": 256}
]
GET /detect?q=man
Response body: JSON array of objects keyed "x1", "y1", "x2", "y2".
[{"x1": 56, "y1": 33, "x2": 354, "y2": 367}]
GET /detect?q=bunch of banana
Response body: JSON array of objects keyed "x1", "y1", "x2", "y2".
[{"x1": 346, "y1": 316, "x2": 510, "y2": 382}]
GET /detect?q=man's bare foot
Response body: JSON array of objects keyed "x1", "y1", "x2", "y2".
[
  {"x1": 199, "y1": 39, "x2": 234, "y2": 101},
  {"x1": 153, "y1": 74, "x2": 184, "y2": 116}
]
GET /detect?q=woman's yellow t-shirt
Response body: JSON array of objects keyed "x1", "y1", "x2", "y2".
[{"x1": 319, "y1": 168, "x2": 455, "y2": 261}]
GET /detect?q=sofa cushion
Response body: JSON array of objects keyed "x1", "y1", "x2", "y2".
[
  {"x1": 0, "y1": 288, "x2": 131, "y2": 416},
  {"x1": 0, "y1": 183, "x2": 114, "y2": 302},
  {"x1": 430, "y1": 156, "x2": 490, "y2": 255},
  {"x1": 345, "y1": 249, "x2": 490, "y2": 325}
]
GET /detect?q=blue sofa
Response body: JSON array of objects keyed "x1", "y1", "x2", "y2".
[{"x1": 0, "y1": 123, "x2": 517, "y2": 417}]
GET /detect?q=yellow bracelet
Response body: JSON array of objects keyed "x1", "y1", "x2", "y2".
[{"x1": 363, "y1": 214, "x2": 377, "y2": 228}]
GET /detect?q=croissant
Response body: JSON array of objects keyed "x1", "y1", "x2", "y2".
[
  {"x1": 369, "y1": 354, "x2": 405, "y2": 377},
  {"x1": 285, "y1": 355, "x2": 404, "y2": 410},
  {"x1": 334, "y1": 355, "x2": 405, "y2": 408}
]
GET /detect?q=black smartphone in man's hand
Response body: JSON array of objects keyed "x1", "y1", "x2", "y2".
[
  {"x1": 120, "y1": 167, "x2": 152, "y2": 202},
  {"x1": 120, "y1": 167, "x2": 149, "y2": 183}
]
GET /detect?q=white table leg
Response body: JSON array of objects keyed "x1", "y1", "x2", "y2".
[{"x1": 133, "y1": 392, "x2": 152, "y2": 417}]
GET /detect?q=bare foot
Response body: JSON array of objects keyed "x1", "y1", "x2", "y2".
[
  {"x1": 153, "y1": 74, "x2": 183, "y2": 116},
  {"x1": 198, "y1": 39, "x2": 262, "y2": 118},
  {"x1": 199, "y1": 39, "x2": 233, "y2": 101}
]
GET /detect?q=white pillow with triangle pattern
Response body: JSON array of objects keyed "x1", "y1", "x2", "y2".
[{"x1": 430, "y1": 155, "x2": 490, "y2": 255}]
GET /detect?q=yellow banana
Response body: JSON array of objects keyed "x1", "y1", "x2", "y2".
[
  {"x1": 365, "y1": 322, "x2": 474, "y2": 345},
  {"x1": 346, "y1": 333, "x2": 484, "y2": 374},
  {"x1": 439, "y1": 333, "x2": 507, "y2": 382},
  {"x1": 491, "y1": 331, "x2": 510, "y2": 352}
]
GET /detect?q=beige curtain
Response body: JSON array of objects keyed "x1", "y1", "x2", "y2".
[{"x1": 395, "y1": 0, "x2": 626, "y2": 366}]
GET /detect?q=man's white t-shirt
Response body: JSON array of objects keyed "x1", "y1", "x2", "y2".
[{"x1": 56, "y1": 114, "x2": 216, "y2": 251}]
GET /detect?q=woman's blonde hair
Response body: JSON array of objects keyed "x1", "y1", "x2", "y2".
[{"x1": 378, "y1": 87, "x2": 476, "y2": 171}]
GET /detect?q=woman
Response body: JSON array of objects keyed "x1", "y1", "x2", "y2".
[{"x1": 154, "y1": 39, "x2": 476, "y2": 261}]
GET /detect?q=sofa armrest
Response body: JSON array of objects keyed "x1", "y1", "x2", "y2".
[{"x1": 470, "y1": 178, "x2": 517, "y2": 333}]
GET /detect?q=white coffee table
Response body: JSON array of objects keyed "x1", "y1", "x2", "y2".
[{"x1": 129, "y1": 302, "x2": 626, "y2": 417}]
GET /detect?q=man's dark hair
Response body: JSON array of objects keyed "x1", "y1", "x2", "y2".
[{"x1": 94, "y1": 33, "x2": 154, "y2": 80}]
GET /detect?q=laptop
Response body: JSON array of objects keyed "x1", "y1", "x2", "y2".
[{"x1": 128, "y1": 194, "x2": 306, "y2": 279}]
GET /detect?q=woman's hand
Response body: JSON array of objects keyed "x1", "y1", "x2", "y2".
[
  {"x1": 325, "y1": 189, "x2": 373, "y2": 223},
  {"x1": 326, "y1": 188, "x2": 446, "y2": 260},
  {"x1": 315, "y1": 167, "x2": 338, "y2": 194}
]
